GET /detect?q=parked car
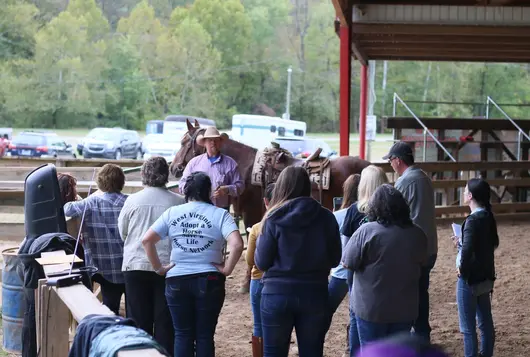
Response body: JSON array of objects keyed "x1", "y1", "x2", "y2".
[
  {"x1": 274, "y1": 137, "x2": 337, "y2": 159},
  {"x1": 142, "y1": 133, "x2": 180, "y2": 162},
  {"x1": 82, "y1": 128, "x2": 142, "y2": 160},
  {"x1": 77, "y1": 127, "x2": 124, "y2": 156},
  {"x1": 7, "y1": 131, "x2": 76, "y2": 158}
]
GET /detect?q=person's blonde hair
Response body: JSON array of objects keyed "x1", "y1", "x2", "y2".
[
  {"x1": 357, "y1": 165, "x2": 388, "y2": 213},
  {"x1": 341, "y1": 174, "x2": 361, "y2": 210}
]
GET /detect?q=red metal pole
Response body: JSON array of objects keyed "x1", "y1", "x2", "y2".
[
  {"x1": 339, "y1": 25, "x2": 351, "y2": 157},
  {"x1": 359, "y1": 64, "x2": 368, "y2": 160}
]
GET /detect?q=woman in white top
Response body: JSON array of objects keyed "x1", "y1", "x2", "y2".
[
  {"x1": 118, "y1": 157, "x2": 185, "y2": 355},
  {"x1": 143, "y1": 171, "x2": 244, "y2": 357}
]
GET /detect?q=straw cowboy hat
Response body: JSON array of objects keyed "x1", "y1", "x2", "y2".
[{"x1": 196, "y1": 127, "x2": 229, "y2": 146}]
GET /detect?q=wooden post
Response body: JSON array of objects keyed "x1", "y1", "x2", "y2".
[
  {"x1": 359, "y1": 64, "x2": 368, "y2": 160},
  {"x1": 39, "y1": 286, "x2": 70, "y2": 357},
  {"x1": 339, "y1": 24, "x2": 352, "y2": 156}
]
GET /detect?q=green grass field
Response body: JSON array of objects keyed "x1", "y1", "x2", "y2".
[{"x1": 11, "y1": 128, "x2": 394, "y2": 162}]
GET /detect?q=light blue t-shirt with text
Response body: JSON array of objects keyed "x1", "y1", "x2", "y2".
[{"x1": 150, "y1": 201, "x2": 239, "y2": 278}]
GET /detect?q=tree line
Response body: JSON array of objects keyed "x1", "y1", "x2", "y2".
[{"x1": 2, "y1": 0, "x2": 530, "y2": 132}]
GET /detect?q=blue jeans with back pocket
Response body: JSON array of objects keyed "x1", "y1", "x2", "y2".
[
  {"x1": 260, "y1": 289, "x2": 329, "y2": 357},
  {"x1": 457, "y1": 277, "x2": 495, "y2": 357},
  {"x1": 165, "y1": 273, "x2": 226, "y2": 357}
]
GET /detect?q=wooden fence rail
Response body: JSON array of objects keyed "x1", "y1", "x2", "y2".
[
  {"x1": 36, "y1": 279, "x2": 165, "y2": 357},
  {"x1": 0, "y1": 157, "x2": 143, "y2": 168}
]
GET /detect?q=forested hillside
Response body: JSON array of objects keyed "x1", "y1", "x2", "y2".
[{"x1": 2, "y1": 0, "x2": 530, "y2": 131}]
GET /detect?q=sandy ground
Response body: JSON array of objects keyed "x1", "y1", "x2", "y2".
[
  {"x1": 213, "y1": 221, "x2": 530, "y2": 357},
  {"x1": 0, "y1": 222, "x2": 528, "y2": 356}
]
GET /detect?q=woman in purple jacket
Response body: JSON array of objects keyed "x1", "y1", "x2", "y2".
[{"x1": 255, "y1": 166, "x2": 342, "y2": 357}]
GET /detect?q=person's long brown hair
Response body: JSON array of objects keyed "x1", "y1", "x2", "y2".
[
  {"x1": 57, "y1": 173, "x2": 78, "y2": 204},
  {"x1": 341, "y1": 174, "x2": 361, "y2": 210},
  {"x1": 260, "y1": 166, "x2": 312, "y2": 227}
]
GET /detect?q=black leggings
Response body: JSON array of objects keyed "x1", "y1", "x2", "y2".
[{"x1": 91, "y1": 274, "x2": 125, "y2": 315}]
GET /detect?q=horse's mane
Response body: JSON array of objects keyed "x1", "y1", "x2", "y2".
[{"x1": 225, "y1": 137, "x2": 258, "y2": 153}]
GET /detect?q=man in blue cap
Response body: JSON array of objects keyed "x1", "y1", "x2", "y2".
[{"x1": 383, "y1": 142, "x2": 437, "y2": 342}]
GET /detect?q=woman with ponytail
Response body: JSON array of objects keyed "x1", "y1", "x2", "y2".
[{"x1": 454, "y1": 178, "x2": 499, "y2": 357}]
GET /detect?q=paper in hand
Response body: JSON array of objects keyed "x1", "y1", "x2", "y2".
[{"x1": 452, "y1": 223, "x2": 462, "y2": 239}]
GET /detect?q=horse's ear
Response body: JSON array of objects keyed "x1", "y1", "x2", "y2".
[
  {"x1": 193, "y1": 119, "x2": 200, "y2": 128},
  {"x1": 186, "y1": 119, "x2": 194, "y2": 131}
]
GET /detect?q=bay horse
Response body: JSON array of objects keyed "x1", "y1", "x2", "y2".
[{"x1": 169, "y1": 119, "x2": 371, "y2": 231}]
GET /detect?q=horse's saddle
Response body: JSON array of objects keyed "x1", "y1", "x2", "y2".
[
  {"x1": 302, "y1": 149, "x2": 331, "y2": 191},
  {"x1": 251, "y1": 143, "x2": 293, "y2": 187},
  {"x1": 251, "y1": 143, "x2": 331, "y2": 191}
]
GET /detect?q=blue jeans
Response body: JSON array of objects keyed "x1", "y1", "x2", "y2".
[
  {"x1": 250, "y1": 279, "x2": 264, "y2": 337},
  {"x1": 356, "y1": 316, "x2": 413, "y2": 346},
  {"x1": 261, "y1": 291, "x2": 329, "y2": 357},
  {"x1": 165, "y1": 274, "x2": 226, "y2": 357},
  {"x1": 328, "y1": 276, "x2": 349, "y2": 315},
  {"x1": 413, "y1": 254, "x2": 437, "y2": 342},
  {"x1": 349, "y1": 309, "x2": 361, "y2": 357},
  {"x1": 457, "y1": 278, "x2": 495, "y2": 357}
]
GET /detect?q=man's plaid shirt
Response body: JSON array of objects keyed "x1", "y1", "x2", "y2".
[{"x1": 64, "y1": 192, "x2": 128, "y2": 284}]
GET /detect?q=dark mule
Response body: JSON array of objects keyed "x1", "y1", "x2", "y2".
[{"x1": 170, "y1": 119, "x2": 371, "y2": 231}]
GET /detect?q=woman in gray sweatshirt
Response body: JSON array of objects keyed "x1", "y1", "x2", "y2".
[{"x1": 342, "y1": 184, "x2": 428, "y2": 348}]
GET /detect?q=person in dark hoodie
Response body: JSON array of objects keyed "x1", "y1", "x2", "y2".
[{"x1": 255, "y1": 166, "x2": 342, "y2": 357}]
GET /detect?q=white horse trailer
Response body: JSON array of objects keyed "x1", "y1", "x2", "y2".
[
  {"x1": 163, "y1": 115, "x2": 216, "y2": 137},
  {"x1": 231, "y1": 114, "x2": 307, "y2": 150}
]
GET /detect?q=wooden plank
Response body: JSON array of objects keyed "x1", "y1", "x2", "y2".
[
  {"x1": 364, "y1": 53, "x2": 530, "y2": 63},
  {"x1": 372, "y1": 161, "x2": 530, "y2": 173},
  {"x1": 0, "y1": 157, "x2": 143, "y2": 168},
  {"x1": 386, "y1": 117, "x2": 530, "y2": 131},
  {"x1": 436, "y1": 202, "x2": 530, "y2": 215},
  {"x1": 437, "y1": 212, "x2": 530, "y2": 224},
  {"x1": 362, "y1": 42, "x2": 530, "y2": 52},
  {"x1": 366, "y1": 53, "x2": 530, "y2": 63},
  {"x1": 350, "y1": 0, "x2": 530, "y2": 5},
  {"x1": 54, "y1": 284, "x2": 114, "y2": 322},
  {"x1": 0, "y1": 166, "x2": 142, "y2": 182},
  {"x1": 332, "y1": 0, "x2": 351, "y2": 26},
  {"x1": 42, "y1": 287, "x2": 70, "y2": 357},
  {"x1": 36, "y1": 279, "x2": 46, "y2": 353},
  {"x1": 0, "y1": 222, "x2": 24, "y2": 241},
  {"x1": 53, "y1": 284, "x2": 164, "y2": 356},
  {"x1": 0, "y1": 180, "x2": 178, "y2": 191},
  {"x1": 351, "y1": 23, "x2": 530, "y2": 37},
  {"x1": 432, "y1": 178, "x2": 530, "y2": 189},
  {"x1": 0, "y1": 184, "x2": 181, "y2": 207}
]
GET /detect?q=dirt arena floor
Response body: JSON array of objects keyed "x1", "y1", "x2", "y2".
[{"x1": 214, "y1": 222, "x2": 530, "y2": 357}]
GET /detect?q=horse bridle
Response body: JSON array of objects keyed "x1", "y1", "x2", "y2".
[{"x1": 175, "y1": 128, "x2": 206, "y2": 171}]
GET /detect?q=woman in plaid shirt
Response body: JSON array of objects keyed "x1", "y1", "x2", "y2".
[{"x1": 64, "y1": 164, "x2": 128, "y2": 315}]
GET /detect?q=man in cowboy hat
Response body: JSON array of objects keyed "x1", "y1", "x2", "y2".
[{"x1": 178, "y1": 127, "x2": 244, "y2": 210}]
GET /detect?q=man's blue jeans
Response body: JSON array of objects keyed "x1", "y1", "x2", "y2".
[
  {"x1": 250, "y1": 279, "x2": 264, "y2": 337},
  {"x1": 261, "y1": 291, "x2": 328, "y2": 357},
  {"x1": 165, "y1": 274, "x2": 226, "y2": 357},
  {"x1": 457, "y1": 277, "x2": 495, "y2": 357},
  {"x1": 356, "y1": 316, "x2": 413, "y2": 346},
  {"x1": 348, "y1": 309, "x2": 361, "y2": 357},
  {"x1": 413, "y1": 254, "x2": 437, "y2": 342}
]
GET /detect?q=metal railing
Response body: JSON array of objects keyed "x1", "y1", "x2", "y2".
[
  {"x1": 485, "y1": 96, "x2": 530, "y2": 161},
  {"x1": 123, "y1": 166, "x2": 142, "y2": 174},
  {"x1": 392, "y1": 93, "x2": 456, "y2": 162}
]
